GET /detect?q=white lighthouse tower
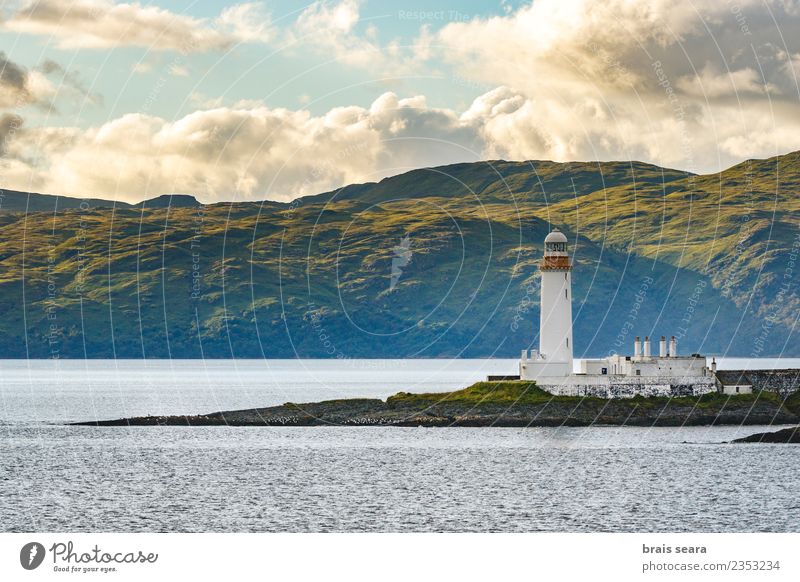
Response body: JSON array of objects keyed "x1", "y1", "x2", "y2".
[
  {"x1": 539, "y1": 229, "x2": 573, "y2": 371},
  {"x1": 520, "y1": 228, "x2": 573, "y2": 379}
]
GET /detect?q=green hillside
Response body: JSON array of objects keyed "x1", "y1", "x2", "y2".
[{"x1": 0, "y1": 152, "x2": 796, "y2": 358}]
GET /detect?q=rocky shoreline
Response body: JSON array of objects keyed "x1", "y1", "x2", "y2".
[
  {"x1": 733, "y1": 426, "x2": 800, "y2": 443},
  {"x1": 72, "y1": 381, "x2": 800, "y2": 428}
]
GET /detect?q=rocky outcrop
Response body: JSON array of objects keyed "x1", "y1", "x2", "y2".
[
  {"x1": 73, "y1": 384, "x2": 799, "y2": 427},
  {"x1": 733, "y1": 426, "x2": 800, "y2": 443}
]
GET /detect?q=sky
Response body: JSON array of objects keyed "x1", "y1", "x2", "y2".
[{"x1": 1, "y1": 0, "x2": 800, "y2": 203}]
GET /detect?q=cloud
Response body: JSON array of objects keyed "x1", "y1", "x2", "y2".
[
  {"x1": 132, "y1": 61, "x2": 153, "y2": 75},
  {"x1": 290, "y1": 0, "x2": 378, "y2": 68},
  {"x1": 6, "y1": 80, "x2": 800, "y2": 203},
  {"x1": 1, "y1": 0, "x2": 272, "y2": 52},
  {"x1": 676, "y1": 65, "x2": 779, "y2": 98},
  {"x1": 0, "y1": 113, "x2": 24, "y2": 155},
  {"x1": 218, "y1": 2, "x2": 274, "y2": 44},
  {"x1": 0, "y1": 52, "x2": 99, "y2": 111},
  {"x1": 189, "y1": 92, "x2": 225, "y2": 110},
  {"x1": 289, "y1": 0, "x2": 431, "y2": 74},
  {"x1": 2, "y1": 93, "x2": 485, "y2": 202},
  {"x1": 5, "y1": 0, "x2": 800, "y2": 200},
  {"x1": 434, "y1": 0, "x2": 800, "y2": 171},
  {"x1": 169, "y1": 64, "x2": 190, "y2": 78},
  {"x1": 37, "y1": 59, "x2": 104, "y2": 107},
  {"x1": 0, "y1": 52, "x2": 34, "y2": 107}
]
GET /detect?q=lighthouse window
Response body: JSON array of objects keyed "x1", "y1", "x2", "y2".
[{"x1": 635, "y1": 369, "x2": 641, "y2": 376}]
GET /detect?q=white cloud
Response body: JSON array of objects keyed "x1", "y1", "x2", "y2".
[
  {"x1": 291, "y1": 0, "x2": 377, "y2": 68},
  {"x1": 289, "y1": 0, "x2": 431, "y2": 74},
  {"x1": 5, "y1": 0, "x2": 800, "y2": 200},
  {"x1": 7, "y1": 80, "x2": 800, "y2": 203},
  {"x1": 434, "y1": 0, "x2": 800, "y2": 171},
  {"x1": 217, "y1": 2, "x2": 274, "y2": 44},
  {"x1": 2, "y1": 0, "x2": 272, "y2": 52},
  {"x1": 132, "y1": 61, "x2": 153, "y2": 75},
  {"x1": 189, "y1": 92, "x2": 225, "y2": 110},
  {"x1": 676, "y1": 64, "x2": 779, "y2": 98},
  {"x1": 169, "y1": 64, "x2": 190, "y2": 78},
  {"x1": 3, "y1": 93, "x2": 485, "y2": 202}
]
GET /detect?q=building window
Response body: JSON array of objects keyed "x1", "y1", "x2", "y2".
[
  {"x1": 635, "y1": 369, "x2": 641, "y2": 376},
  {"x1": 736, "y1": 386, "x2": 740, "y2": 394},
  {"x1": 601, "y1": 367, "x2": 607, "y2": 375}
]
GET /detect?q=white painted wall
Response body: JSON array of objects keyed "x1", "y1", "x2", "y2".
[
  {"x1": 721, "y1": 385, "x2": 753, "y2": 395},
  {"x1": 627, "y1": 356, "x2": 707, "y2": 378},
  {"x1": 578, "y1": 359, "x2": 608, "y2": 375},
  {"x1": 580, "y1": 355, "x2": 707, "y2": 379},
  {"x1": 540, "y1": 269, "x2": 573, "y2": 367},
  {"x1": 520, "y1": 360, "x2": 572, "y2": 380}
]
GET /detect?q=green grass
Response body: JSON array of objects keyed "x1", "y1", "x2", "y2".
[
  {"x1": 388, "y1": 381, "x2": 561, "y2": 406},
  {"x1": 387, "y1": 381, "x2": 783, "y2": 409}
]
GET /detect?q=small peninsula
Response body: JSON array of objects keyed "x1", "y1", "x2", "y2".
[{"x1": 73, "y1": 381, "x2": 800, "y2": 428}]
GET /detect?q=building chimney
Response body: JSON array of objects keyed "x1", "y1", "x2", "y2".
[
  {"x1": 634, "y1": 336, "x2": 641, "y2": 358},
  {"x1": 521, "y1": 349, "x2": 528, "y2": 362},
  {"x1": 670, "y1": 336, "x2": 677, "y2": 357},
  {"x1": 659, "y1": 336, "x2": 667, "y2": 357},
  {"x1": 711, "y1": 357, "x2": 717, "y2": 373},
  {"x1": 644, "y1": 336, "x2": 651, "y2": 358}
]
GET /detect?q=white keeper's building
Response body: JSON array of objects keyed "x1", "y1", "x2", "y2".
[{"x1": 519, "y1": 229, "x2": 717, "y2": 398}]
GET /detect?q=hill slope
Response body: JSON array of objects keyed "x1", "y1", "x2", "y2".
[{"x1": 0, "y1": 153, "x2": 796, "y2": 358}]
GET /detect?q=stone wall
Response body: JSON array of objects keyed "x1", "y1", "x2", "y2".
[
  {"x1": 540, "y1": 376, "x2": 716, "y2": 399},
  {"x1": 726, "y1": 369, "x2": 800, "y2": 398}
]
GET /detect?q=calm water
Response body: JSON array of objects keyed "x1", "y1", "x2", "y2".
[{"x1": 2, "y1": 359, "x2": 799, "y2": 532}]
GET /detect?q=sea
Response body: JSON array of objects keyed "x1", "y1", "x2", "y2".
[{"x1": 2, "y1": 358, "x2": 799, "y2": 532}]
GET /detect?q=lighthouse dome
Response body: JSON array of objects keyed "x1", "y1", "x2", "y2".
[{"x1": 544, "y1": 229, "x2": 567, "y2": 243}]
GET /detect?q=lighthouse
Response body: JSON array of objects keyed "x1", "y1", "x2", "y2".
[
  {"x1": 519, "y1": 228, "x2": 574, "y2": 379},
  {"x1": 539, "y1": 229, "x2": 573, "y2": 371},
  {"x1": 517, "y1": 227, "x2": 715, "y2": 397}
]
